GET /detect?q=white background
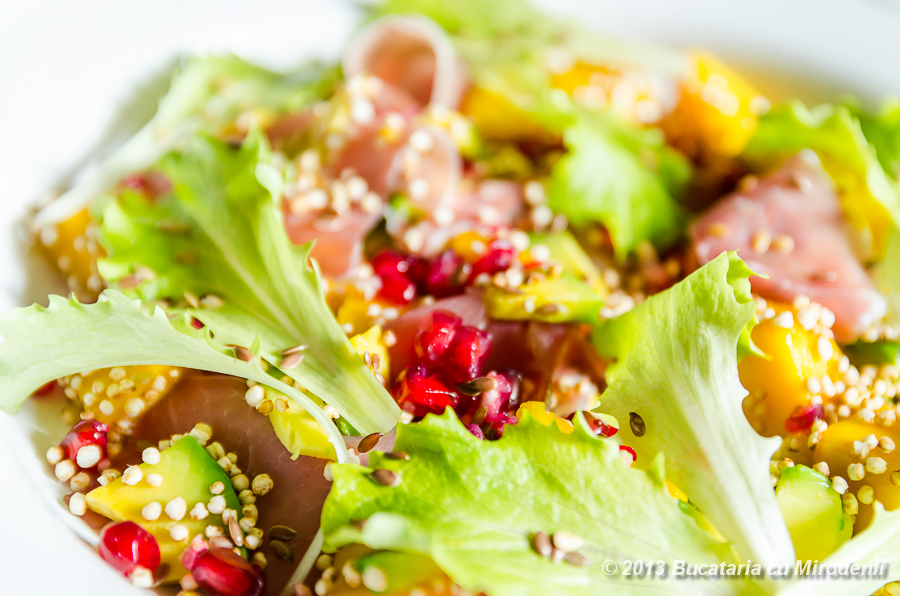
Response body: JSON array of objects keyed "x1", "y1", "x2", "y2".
[{"x1": 3, "y1": 0, "x2": 900, "y2": 591}]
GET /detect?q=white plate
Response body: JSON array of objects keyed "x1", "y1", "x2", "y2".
[{"x1": 2, "y1": 0, "x2": 900, "y2": 593}]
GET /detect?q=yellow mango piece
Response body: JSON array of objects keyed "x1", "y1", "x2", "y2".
[
  {"x1": 62, "y1": 366, "x2": 184, "y2": 438},
  {"x1": 449, "y1": 230, "x2": 492, "y2": 263},
  {"x1": 813, "y1": 420, "x2": 900, "y2": 531},
  {"x1": 350, "y1": 325, "x2": 390, "y2": 383},
  {"x1": 666, "y1": 481, "x2": 689, "y2": 503},
  {"x1": 740, "y1": 303, "x2": 842, "y2": 438},
  {"x1": 37, "y1": 208, "x2": 105, "y2": 300},
  {"x1": 517, "y1": 401, "x2": 574, "y2": 434},
  {"x1": 662, "y1": 51, "x2": 764, "y2": 158},
  {"x1": 460, "y1": 86, "x2": 549, "y2": 143},
  {"x1": 336, "y1": 287, "x2": 374, "y2": 336},
  {"x1": 269, "y1": 391, "x2": 337, "y2": 461}
]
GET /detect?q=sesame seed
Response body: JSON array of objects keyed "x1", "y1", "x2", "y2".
[
  {"x1": 750, "y1": 230, "x2": 771, "y2": 254},
  {"x1": 819, "y1": 308, "x2": 836, "y2": 329},
  {"x1": 189, "y1": 502, "x2": 209, "y2": 521},
  {"x1": 408, "y1": 178, "x2": 429, "y2": 202},
  {"x1": 208, "y1": 495, "x2": 227, "y2": 515},
  {"x1": 832, "y1": 476, "x2": 849, "y2": 494},
  {"x1": 842, "y1": 492, "x2": 858, "y2": 516},
  {"x1": 165, "y1": 497, "x2": 187, "y2": 521},
  {"x1": 141, "y1": 473, "x2": 162, "y2": 488},
  {"x1": 361, "y1": 567, "x2": 387, "y2": 592},
  {"x1": 46, "y1": 446, "x2": 64, "y2": 465},
  {"x1": 210, "y1": 481, "x2": 225, "y2": 495},
  {"x1": 231, "y1": 474, "x2": 250, "y2": 492},
  {"x1": 68, "y1": 492, "x2": 87, "y2": 516},
  {"x1": 350, "y1": 98, "x2": 375, "y2": 125},
  {"x1": 130, "y1": 567, "x2": 154, "y2": 589},
  {"x1": 170, "y1": 524, "x2": 189, "y2": 542},
  {"x1": 142, "y1": 447, "x2": 161, "y2": 466},
  {"x1": 866, "y1": 457, "x2": 887, "y2": 475},
  {"x1": 245, "y1": 385, "x2": 265, "y2": 408},
  {"x1": 771, "y1": 234, "x2": 795, "y2": 254},
  {"x1": 848, "y1": 463, "x2": 866, "y2": 481},
  {"x1": 817, "y1": 337, "x2": 834, "y2": 361},
  {"x1": 864, "y1": 434, "x2": 880, "y2": 449},
  {"x1": 98, "y1": 400, "x2": 114, "y2": 416},
  {"x1": 251, "y1": 474, "x2": 274, "y2": 496},
  {"x1": 880, "y1": 437, "x2": 895, "y2": 453},
  {"x1": 122, "y1": 466, "x2": 143, "y2": 486},
  {"x1": 409, "y1": 129, "x2": 434, "y2": 153},
  {"x1": 531, "y1": 205, "x2": 554, "y2": 228},
  {"x1": 772, "y1": 311, "x2": 794, "y2": 329},
  {"x1": 813, "y1": 462, "x2": 830, "y2": 477},
  {"x1": 141, "y1": 502, "x2": 162, "y2": 521},
  {"x1": 857, "y1": 485, "x2": 875, "y2": 505}
]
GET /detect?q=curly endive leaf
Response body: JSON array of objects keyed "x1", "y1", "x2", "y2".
[
  {"x1": 0, "y1": 290, "x2": 348, "y2": 463},
  {"x1": 591, "y1": 252, "x2": 794, "y2": 569},
  {"x1": 323, "y1": 410, "x2": 754, "y2": 596}
]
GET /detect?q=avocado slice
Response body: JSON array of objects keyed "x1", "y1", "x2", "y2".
[
  {"x1": 484, "y1": 274, "x2": 604, "y2": 323},
  {"x1": 529, "y1": 231, "x2": 608, "y2": 297},
  {"x1": 86, "y1": 436, "x2": 241, "y2": 582},
  {"x1": 843, "y1": 340, "x2": 900, "y2": 366},
  {"x1": 775, "y1": 464, "x2": 853, "y2": 562}
]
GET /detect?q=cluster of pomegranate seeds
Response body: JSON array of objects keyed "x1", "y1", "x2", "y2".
[
  {"x1": 181, "y1": 536, "x2": 265, "y2": 596},
  {"x1": 392, "y1": 309, "x2": 521, "y2": 438},
  {"x1": 98, "y1": 521, "x2": 161, "y2": 579},
  {"x1": 784, "y1": 404, "x2": 825, "y2": 434},
  {"x1": 619, "y1": 445, "x2": 637, "y2": 465},
  {"x1": 373, "y1": 241, "x2": 517, "y2": 305},
  {"x1": 60, "y1": 419, "x2": 109, "y2": 469}
]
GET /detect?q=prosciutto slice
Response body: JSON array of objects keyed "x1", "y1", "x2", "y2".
[
  {"x1": 343, "y1": 16, "x2": 468, "y2": 109},
  {"x1": 691, "y1": 153, "x2": 887, "y2": 342}
]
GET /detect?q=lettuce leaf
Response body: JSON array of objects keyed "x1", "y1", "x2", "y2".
[
  {"x1": 591, "y1": 252, "x2": 794, "y2": 569},
  {"x1": 742, "y1": 100, "x2": 900, "y2": 257},
  {"x1": 844, "y1": 97, "x2": 900, "y2": 178},
  {"x1": 34, "y1": 55, "x2": 336, "y2": 228},
  {"x1": 547, "y1": 110, "x2": 691, "y2": 257},
  {"x1": 97, "y1": 130, "x2": 400, "y2": 434},
  {"x1": 323, "y1": 409, "x2": 748, "y2": 596},
  {"x1": 0, "y1": 291, "x2": 349, "y2": 463}
]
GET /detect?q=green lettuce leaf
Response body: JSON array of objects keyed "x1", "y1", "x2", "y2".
[
  {"x1": 742, "y1": 100, "x2": 900, "y2": 257},
  {"x1": 844, "y1": 97, "x2": 900, "y2": 178},
  {"x1": 591, "y1": 252, "x2": 794, "y2": 569},
  {"x1": 547, "y1": 110, "x2": 691, "y2": 257},
  {"x1": 97, "y1": 130, "x2": 400, "y2": 434},
  {"x1": 0, "y1": 291, "x2": 349, "y2": 463},
  {"x1": 34, "y1": 55, "x2": 336, "y2": 228},
  {"x1": 323, "y1": 410, "x2": 747, "y2": 596}
]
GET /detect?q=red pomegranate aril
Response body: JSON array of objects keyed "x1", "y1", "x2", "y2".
[
  {"x1": 393, "y1": 365, "x2": 459, "y2": 417},
  {"x1": 424, "y1": 249, "x2": 470, "y2": 297},
  {"x1": 619, "y1": 445, "x2": 637, "y2": 465},
  {"x1": 477, "y1": 369, "x2": 521, "y2": 426},
  {"x1": 413, "y1": 309, "x2": 462, "y2": 364},
  {"x1": 191, "y1": 317, "x2": 205, "y2": 329},
  {"x1": 465, "y1": 423, "x2": 485, "y2": 440},
  {"x1": 60, "y1": 419, "x2": 109, "y2": 464},
  {"x1": 785, "y1": 404, "x2": 825, "y2": 434},
  {"x1": 469, "y1": 239, "x2": 515, "y2": 279},
  {"x1": 585, "y1": 413, "x2": 619, "y2": 438},
  {"x1": 31, "y1": 380, "x2": 58, "y2": 397},
  {"x1": 439, "y1": 325, "x2": 492, "y2": 383},
  {"x1": 372, "y1": 250, "x2": 411, "y2": 277},
  {"x1": 378, "y1": 272, "x2": 418, "y2": 305},
  {"x1": 98, "y1": 521, "x2": 161, "y2": 578},
  {"x1": 191, "y1": 548, "x2": 264, "y2": 596}
]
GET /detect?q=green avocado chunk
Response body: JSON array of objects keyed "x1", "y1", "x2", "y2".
[
  {"x1": 86, "y1": 436, "x2": 241, "y2": 582},
  {"x1": 775, "y1": 464, "x2": 853, "y2": 562},
  {"x1": 843, "y1": 340, "x2": 900, "y2": 366},
  {"x1": 529, "y1": 231, "x2": 608, "y2": 297},
  {"x1": 484, "y1": 273, "x2": 604, "y2": 323}
]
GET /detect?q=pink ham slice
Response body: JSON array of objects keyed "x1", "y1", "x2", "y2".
[
  {"x1": 127, "y1": 375, "x2": 332, "y2": 596},
  {"x1": 343, "y1": 16, "x2": 468, "y2": 109},
  {"x1": 691, "y1": 153, "x2": 887, "y2": 342},
  {"x1": 283, "y1": 206, "x2": 382, "y2": 280}
]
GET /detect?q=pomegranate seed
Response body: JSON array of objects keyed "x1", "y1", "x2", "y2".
[
  {"x1": 60, "y1": 420, "x2": 109, "y2": 466},
  {"x1": 373, "y1": 250, "x2": 418, "y2": 305},
  {"x1": 424, "y1": 249, "x2": 469, "y2": 297},
  {"x1": 785, "y1": 404, "x2": 825, "y2": 433},
  {"x1": 191, "y1": 317, "x2": 205, "y2": 329},
  {"x1": 413, "y1": 309, "x2": 461, "y2": 364},
  {"x1": 31, "y1": 380, "x2": 58, "y2": 397},
  {"x1": 477, "y1": 369, "x2": 521, "y2": 428},
  {"x1": 465, "y1": 423, "x2": 485, "y2": 440},
  {"x1": 470, "y1": 239, "x2": 515, "y2": 279},
  {"x1": 180, "y1": 535, "x2": 209, "y2": 571},
  {"x1": 191, "y1": 548, "x2": 265, "y2": 596},
  {"x1": 439, "y1": 325, "x2": 492, "y2": 383},
  {"x1": 98, "y1": 521, "x2": 161, "y2": 578},
  {"x1": 393, "y1": 365, "x2": 459, "y2": 417},
  {"x1": 619, "y1": 445, "x2": 637, "y2": 465},
  {"x1": 585, "y1": 413, "x2": 619, "y2": 438}
]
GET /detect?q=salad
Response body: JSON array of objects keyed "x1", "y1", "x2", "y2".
[{"x1": 3, "y1": 0, "x2": 900, "y2": 595}]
